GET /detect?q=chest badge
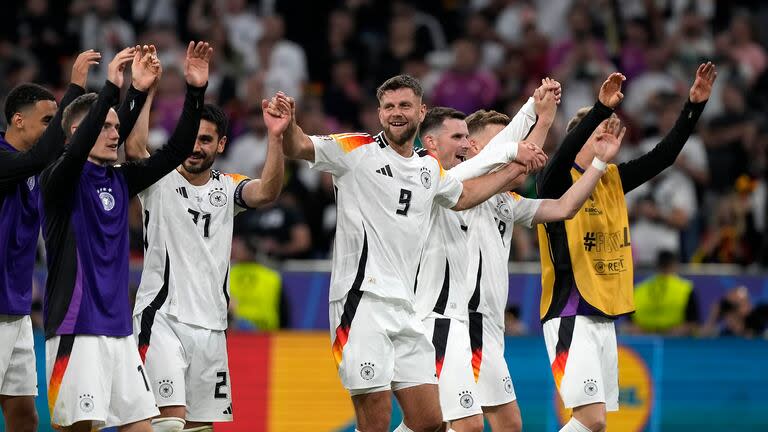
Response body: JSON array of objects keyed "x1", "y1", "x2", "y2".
[
  {"x1": 209, "y1": 187, "x2": 227, "y2": 207},
  {"x1": 97, "y1": 187, "x2": 115, "y2": 211},
  {"x1": 420, "y1": 167, "x2": 432, "y2": 189}
]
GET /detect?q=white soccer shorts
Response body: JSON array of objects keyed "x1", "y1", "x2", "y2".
[
  {"x1": 542, "y1": 315, "x2": 619, "y2": 411},
  {"x1": 330, "y1": 289, "x2": 437, "y2": 393},
  {"x1": 133, "y1": 310, "x2": 233, "y2": 423},
  {"x1": 469, "y1": 312, "x2": 517, "y2": 407},
  {"x1": 0, "y1": 314, "x2": 37, "y2": 396},
  {"x1": 423, "y1": 315, "x2": 482, "y2": 421},
  {"x1": 46, "y1": 334, "x2": 159, "y2": 429}
]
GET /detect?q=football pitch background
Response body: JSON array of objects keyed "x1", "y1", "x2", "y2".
[{"x1": 6, "y1": 331, "x2": 767, "y2": 431}]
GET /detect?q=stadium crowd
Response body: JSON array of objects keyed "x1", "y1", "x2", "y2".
[{"x1": 2, "y1": 0, "x2": 768, "y2": 338}]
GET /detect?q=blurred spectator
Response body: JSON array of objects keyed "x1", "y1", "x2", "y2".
[
  {"x1": 72, "y1": 0, "x2": 135, "y2": 87},
  {"x1": 306, "y1": 172, "x2": 337, "y2": 258},
  {"x1": 504, "y1": 305, "x2": 528, "y2": 336},
  {"x1": 623, "y1": 47, "x2": 678, "y2": 125},
  {"x1": 375, "y1": 11, "x2": 427, "y2": 85},
  {"x1": 628, "y1": 251, "x2": 699, "y2": 336},
  {"x1": 235, "y1": 195, "x2": 312, "y2": 261},
  {"x1": 432, "y1": 38, "x2": 500, "y2": 114},
  {"x1": 715, "y1": 12, "x2": 767, "y2": 86},
  {"x1": 16, "y1": 0, "x2": 69, "y2": 86},
  {"x1": 465, "y1": 12, "x2": 505, "y2": 71},
  {"x1": 257, "y1": 14, "x2": 308, "y2": 102},
  {"x1": 692, "y1": 190, "x2": 756, "y2": 265},
  {"x1": 219, "y1": 105, "x2": 268, "y2": 178},
  {"x1": 702, "y1": 285, "x2": 767, "y2": 337},
  {"x1": 323, "y1": 58, "x2": 363, "y2": 129}
]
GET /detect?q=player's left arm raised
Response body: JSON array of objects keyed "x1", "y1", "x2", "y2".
[
  {"x1": 618, "y1": 62, "x2": 716, "y2": 194},
  {"x1": 238, "y1": 98, "x2": 287, "y2": 208},
  {"x1": 451, "y1": 162, "x2": 535, "y2": 211}
]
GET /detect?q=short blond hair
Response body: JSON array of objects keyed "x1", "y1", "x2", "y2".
[
  {"x1": 465, "y1": 109, "x2": 510, "y2": 136},
  {"x1": 566, "y1": 107, "x2": 592, "y2": 133}
]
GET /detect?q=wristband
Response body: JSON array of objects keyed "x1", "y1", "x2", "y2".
[{"x1": 592, "y1": 157, "x2": 607, "y2": 172}]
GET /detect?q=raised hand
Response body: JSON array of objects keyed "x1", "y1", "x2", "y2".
[
  {"x1": 515, "y1": 140, "x2": 548, "y2": 173},
  {"x1": 263, "y1": 92, "x2": 293, "y2": 136},
  {"x1": 689, "y1": 62, "x2": 717, "y2": 103},
  {"x1": 131, "y1": 44, "x2": 162, "y2": 91},
  {"x1": 534, "y1": 78, "x2": 560, "y2": 126},
  {"x1": 184, "y1": 41, "x2": 213, "y2": 87},
  {"x1": 591, "y1": 116, "x2": 626, "y2": 162},
  {"x1": 107, "y1": 47, "x2": 136, "y2": 88},
  {"x1": 71, "y1": 49, "x2": 101, "y2": 88},
  {"x1": 598, "y1": 72, "x2": 626, "y2": 109}
]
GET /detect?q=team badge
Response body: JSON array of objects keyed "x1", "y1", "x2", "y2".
[
  {"x1": 360, "y1": 362, "x2": 375, "y2": 380},
  {"x1": 584, "y1": 379, "x2": 598, "y2": 396},
  {"x1": 209, "y1": 187, "x2": 227, "y2": 207},
  {"x1": 459, "y1": 390, "x2": 474, "y2": 408},
  {"x1": 98, "y1": 187, "x2": 115, "y2": 211},
  {"x1": 26, "y1": 176, "x2": 35, "y2": 191},
  {"x1": 503, "y1": 376, "x2": 514, "y2": 394},
  {"x1": 159, "y1": 379, "x2": 174, "y2": 398},
  {"x1": 496, "y1": 200, "x2": 512, "y2": 220},
  {"x1": 79, "y1": 394, "x2": 94, "y2": 412},
  {"x1": 420, "y1": 167, "x2": 432, "y2": 189}
]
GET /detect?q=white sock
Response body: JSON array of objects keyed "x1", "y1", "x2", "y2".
[
  {"x1": 392, "y1": 422, "x2": 416, "y2": 432},
  {"x1": 559, "y1": 417, "x2": 592, "y2": 432}
]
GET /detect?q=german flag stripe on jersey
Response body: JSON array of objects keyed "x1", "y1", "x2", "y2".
[
  {"x1": 551, "y1": 316, "x2": 575, "y2": 390},
  {"x1": 330, "y1": 133, "x2": 376, "y2": 154},
  {"x1": 48, "y1": 335, "x2": 75, "y2": 417},
  {"x1": 224, "y1": 173, "x2": 250, "y2": 184},
  {"x1": 431, "y1": 318, "x2": 451, "y2": 379},
  {"x1": 331, "y1": 230, "x2": 369, "y2": 366},
  {"x1": 469, "y1": 312, "x2": 483, "y2": 382}
]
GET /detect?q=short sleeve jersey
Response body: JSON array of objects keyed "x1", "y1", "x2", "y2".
[
  {"x1": 463, "y1": 192, "x2": 540, "y2": 327},
  {"x1": 309, "y1": 132, "x2": 463, "y2": 304},
  {"x1": 133, "y1": 169, "x2": 250, "y2": 330}
]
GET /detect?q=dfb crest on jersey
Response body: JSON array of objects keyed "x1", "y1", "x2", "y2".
[
  {"x1": 159, "y1": 379, "x2": 174, "y2": 398},
  {"x1": 209, "y1": 187, "x2": 227, "y2": 207},
  {"x1": 459, "y1": 390, "x2": 474, "y2": 408},
  {"x1": 97, "y1": 187, "x2": 115, "y2": 211},
  {"x1": 360, "y1": 362, "x2": 375, "y2": 380},
  {"x1": 495, "y1": 199, "x2": 512, "y2": 220},
  {"x1": 26, "y1": 176, "x2": 35, "y2": 191},
  {"x1": 79, "y1": 394, "x2": 95, "y2": 412},
  {"x1": 420, "y1": 167, "x2": 432, "y2": 189}
]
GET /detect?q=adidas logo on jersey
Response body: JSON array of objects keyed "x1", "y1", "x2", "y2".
[
  {"x1": 176, "y1": 187, "x2": 188, "y2": 198},
  {"x1": 375, "y1": 165, "x2": 393, "y2": 177}
]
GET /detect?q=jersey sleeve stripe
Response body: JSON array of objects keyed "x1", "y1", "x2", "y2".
[
  {"x1": 224, "y1": 173, "x2": 251, "y2": 184},
  {"x1": 330, "y1": 133, "x2": 375, "y2": 154}
]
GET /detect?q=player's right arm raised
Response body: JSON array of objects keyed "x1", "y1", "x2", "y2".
[
  {"x1": 41, "y1": 48, "x2": 135, "y2": 201},
  {"x1": 533, "y1": 118, "x2": 626, "y2": 223},
  {"x1": 268, "y1": 92, "x2": 315, "y2": 161},
  {"x1": 124, "y1": 45, "x2": 162, "y2": 161}
]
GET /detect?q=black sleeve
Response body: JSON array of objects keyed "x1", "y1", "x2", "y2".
[
  {"x1": 0, "y1": 83, "x2": 85, "y2": 193},
  {"x1": 119, "y1": 83, "x2": 206, "y2": 197},
  {"x1": 536, "y1": 101, "x2": 613, "y2": 199},
  {"x1": 40, "y1": 81, "x2": 120, "y2": 204},
  {"x1": 617, "y1": 99, "x2": 707, "y2": 194},
  {"x1": 115, "y1": 85, "x2": 148, "y2": 147},
  {"x1": 685, "y1": 289, "x2": 699, "y2": 323}
]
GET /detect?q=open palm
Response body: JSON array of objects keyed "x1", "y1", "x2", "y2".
[
  {"x1": 598, "y1": 73, "x2": 626, "y2": 109},
  {"x1": 591, "y1": 117, "x2": 625, "y2": 162},
  {"x1": 184, "y1": 41, "x2": 213, "y2": 87},
  {"x1": 263, "y1": 96, "x2": 291, "y2": 135},
  {"x1": 689, "y1": 62, "x2": 717, "y2": 103}
]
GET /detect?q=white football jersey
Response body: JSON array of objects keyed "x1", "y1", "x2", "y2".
[
  {"x1": 414, "y1": 203, "x2": 470, "y2": 322},
  {"x1": 133, "y1": 169, "x2": 250, "y2": 330},
  {"x1": 310, "y1": 132, "x2": 463, "y2": 304},
  {"x1": 463, "y1": 192, "x2": 540, "y2": 327}
]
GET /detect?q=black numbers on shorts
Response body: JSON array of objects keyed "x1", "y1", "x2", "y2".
[
  {"x1": 137, "y1": 365, "x2": 150, "y2": 391},
  {"x1": 214, "y1": 371, "x2": 228, "y2": 399},
  {"x1": 188, "y1": 209, "x2": 212, "y2": 237},
  {"x1": 396, "y1": 188, "x2": 412, "y2": 216}
]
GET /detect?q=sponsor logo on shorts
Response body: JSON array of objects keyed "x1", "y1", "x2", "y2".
[
  {"x1": 584, "y1": 379, "x2": 598, "y2": 396},
  {"x1": 79, "y1": 394, "x2": 94, "y2": 413},
  {"x1": 459, "y1": 390, "x2": 474, "y2": 409},
  {"x1": 158, "y1": 379, "x2": 174, "y2": 398},
  {"x1": 360, "y1": 362, "x2": 375, "y2": 380},
  {"x1": 503, "y1": 376, "x2": 513, "y2": 394}
]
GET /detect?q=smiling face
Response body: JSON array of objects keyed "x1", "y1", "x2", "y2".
[
  {"x1": 182, "y1": 119, "x2": 226, "y2": 174},
  {"x1": 424, "y1": 118, "x2": 470, "y2": 170},
  {"x1": 378, "y1": 88, "x2": 426, "y2": 147}
]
